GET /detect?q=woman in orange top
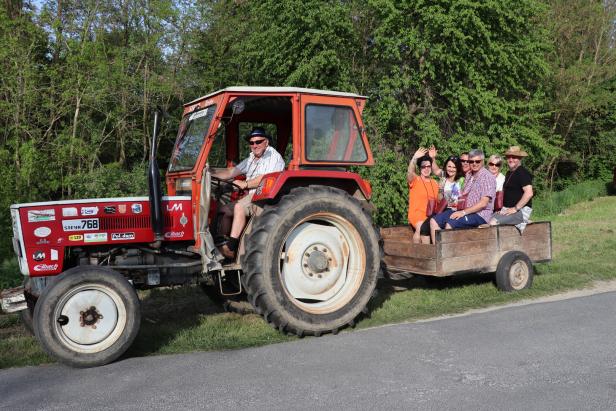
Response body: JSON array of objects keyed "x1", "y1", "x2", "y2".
[{"x1": 407, "y1": 148, "x2": 439, "y2": 244}]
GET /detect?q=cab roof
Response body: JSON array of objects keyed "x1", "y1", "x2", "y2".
[{"x1": 185, "y1": 86, "x2": 367, "y2": 107}]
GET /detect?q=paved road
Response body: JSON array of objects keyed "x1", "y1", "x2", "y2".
[{"x1": 2, "y1": 292, "x2": 616, "y2": 410}]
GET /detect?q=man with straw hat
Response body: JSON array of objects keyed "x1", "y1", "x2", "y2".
[{"x1": 489, "y1": 145, "x2": 534, "y2": 231}]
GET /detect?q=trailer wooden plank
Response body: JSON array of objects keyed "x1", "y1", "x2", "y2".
[
  {"x1": 437, "y1": 227, "x2": 496, "y2": 244},
  {"x1": 440, "y1": 239, "x2": 498, "y2": 259},
  {"x1": 380, "y1": 226, "x2": 413, "y2": 239},
  {"x1": 498, "y1": 223, "x2": 548, "y2": 238},
  {"x1": 440, "y1": 253, "x2": 500, "y2": 273},
  {"x1": 383, "y1": 242, "x2": 436, "y2": 259},
  {"x1": 383, "y1": 255, "x2": 437, "y2": 273}
]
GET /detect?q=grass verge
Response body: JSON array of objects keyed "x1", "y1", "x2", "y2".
[{"x1": 1, "y1": 182, "x2": 614, "y2": 369}]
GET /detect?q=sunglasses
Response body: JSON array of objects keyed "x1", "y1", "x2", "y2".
[
  {"x1": 488, "y1": 162, "x2": 501, "y2": 167},
  {"x1": 468, "y1": 160, "x2": 482, "y2": 165},
  {"x1": 460, "y1": 159, "x2": 469, "y2": 163},
  {"x1": 248, "y1": 138, "x2": 266, "y2": 146}
]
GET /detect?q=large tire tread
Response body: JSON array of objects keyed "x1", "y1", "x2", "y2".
[{"x1": 243, "y1": 185, "x2": 381, "y2": 337}]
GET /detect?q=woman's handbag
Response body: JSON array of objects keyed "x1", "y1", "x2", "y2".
[
  {"x1": 456, "y1": 193, "x2": 468, "y2": 211},
  {"x1": 435, "y1": 198, "x2": 448, "y2": 214},
  {"x1": 426, "y1": 199, "x2": 435, "y2": 217},
  {"x1": 494, "y1": 191, "x2": 504, "y2": 211},
  {"x1": 421, "y1": 178, "x2": 439, "y2": 217}
]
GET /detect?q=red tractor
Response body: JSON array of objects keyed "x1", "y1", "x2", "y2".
[{"x1": 1, "y1": 87, "x2": 381, "y2": 367}]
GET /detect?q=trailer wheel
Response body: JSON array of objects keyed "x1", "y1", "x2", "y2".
[
  {"x1": 495, "y1": 251, "x2": 534, "y2": 292},
  {"x1": 34, "y1": 266, "x2": 141, "y2": 368},
  {"x1": 243, "y1": 186, "x2": 380, "y2": 336}
]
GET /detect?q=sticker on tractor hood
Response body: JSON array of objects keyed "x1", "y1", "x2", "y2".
[
  {"x1": 131, "y1": 204, "x2": 142, "y2": 214},
  {"x1": 62, "y1": 207, "x2": 78, "y2": 217},
  {"x1": 80, "y1": 206, "x2": 99, "y2": 216},
  {"x1": 68, "y1": 234, "x2": 83, "y2": 241},
  {"x1": 164, "y1": 231, "x2": 184, "y2": 239},
  {"x1": 118, "y1": 204, "x2": 127, "y2": 214},
  {"x1": 180, "y1": 213, "x2": 188, "y2": 227},
  {"x1": 32, "y1": 251, "x2": 45, "y2": 261},
  {"x1": 104, "y1": 206, "x2": 116, "y2": 214},
  {"x1": 27, "y1": 209, "x2": 55, "y2": 222},
  {"x1": 111, "y1": 232, "x2": 135, "y2": 241},
  {"x1": 167, "y1": 203, "x2": 183, "y2": 212},
  {"x1": 34, "y1": 227, "x2": 52, "y2": 238},
  {"x1": 50, "y1": 249, "x2": 59, "y2": 261},
  {"x1": 84, "y1": 233, "x2": 108, "y2": 243},
  {"x1": 62, "y1": 218, "x2": 100, "y2": 231},
  {"x1": 33, "y1": 263, "x2": 58, "y2": 272}
]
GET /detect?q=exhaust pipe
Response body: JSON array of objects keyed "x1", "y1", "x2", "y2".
[{"x1": 148, "y1": 109, "x2": 164, "y2": 243}]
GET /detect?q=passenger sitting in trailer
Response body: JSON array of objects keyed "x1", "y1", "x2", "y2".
[
  {"x1": 211, "y1": 127, "x2": 285, "y2": 258},
  {"x1": 430, "y1": 149, "x2": 496, "y2": 243},
  {"x1": 406, "y1": 148, "x2": 439, "y2": 244},
  {"x1": 489, "y1": 146, "x2": 534, "y2": 231}
]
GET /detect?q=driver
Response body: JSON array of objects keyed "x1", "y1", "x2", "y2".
[{"x1": 212, "y1": 127, "x2": 285, "y2": 258}]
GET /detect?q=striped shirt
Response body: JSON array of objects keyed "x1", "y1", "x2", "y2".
[
  {"x1": 236, "y1": 146, "x2": 285, "y2": 194},
  {"x1": 462, "y1": 167, "x2": 496, "y2": 222}
]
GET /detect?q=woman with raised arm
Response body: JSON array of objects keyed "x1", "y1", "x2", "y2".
[
  {"x1": 407, "y1": 148, "x2": 439, "y2": 244},
  {"x1": 428, "y1": 146, "x2": 465, "y2": 212}
]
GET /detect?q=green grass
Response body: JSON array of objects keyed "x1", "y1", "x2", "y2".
[
  {"x1": 1, "y1": 181, "x2": 615, "y2": 369},
  {"x1": 532, "y1": 179, "x2": 610, "y2": 218}
]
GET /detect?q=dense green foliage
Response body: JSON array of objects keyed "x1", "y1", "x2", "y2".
[{"x1": 0, "y1": 1, "x2": 615, "y2": 256}]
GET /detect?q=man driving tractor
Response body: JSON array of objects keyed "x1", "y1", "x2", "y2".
[{"x1": 212, "y1": 127, "x2": 285, "y2": 258}]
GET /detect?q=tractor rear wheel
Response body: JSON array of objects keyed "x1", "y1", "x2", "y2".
[
  {"x1": 243, "y1": 186, "x2": 380, "y2": 336},
  {"x1": 34, "y1": 266, "x2": 141, "y2": 367}
]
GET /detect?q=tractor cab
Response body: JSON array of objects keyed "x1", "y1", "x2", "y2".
[{"x1": 164, "y1": 87, "x2": 375, "y2": 265}]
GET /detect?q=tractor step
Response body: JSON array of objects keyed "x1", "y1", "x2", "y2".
[
  {"x1": 218, "y1": 270, "x2": 242, "y2": 296},
  {"x1": 0, "y1": 286, "x2": 27, "y2": 313}
]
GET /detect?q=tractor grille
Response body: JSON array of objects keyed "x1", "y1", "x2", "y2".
[
  {"x1": 100, "y1": 216, "x2": 148, "y2": 230},
  {"x1": 100, "y1": 215, "x2": 175, "y2": 230}
]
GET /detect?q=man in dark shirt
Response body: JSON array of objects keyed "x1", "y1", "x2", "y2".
[{"x1": 489, "y1": 146, "x2": 533, "y2": 230}]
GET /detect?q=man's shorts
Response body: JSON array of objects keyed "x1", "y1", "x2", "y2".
[
  {"x1": 411, "y1": 219, "x2": 431, "y2": 236},
  {"x1": 237, "y1": 193, "x2": 255, "y2": 217},
  {"x1": 490, "y1": 206, "x2": 533, "y2": 231},
  {"x1": 432, "y1": 208, "x2": 487, "y2": 229}
]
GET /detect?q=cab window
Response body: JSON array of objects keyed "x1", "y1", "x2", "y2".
[{"x1": 305, "y1": 105, "x2": 367, "y2": 163}]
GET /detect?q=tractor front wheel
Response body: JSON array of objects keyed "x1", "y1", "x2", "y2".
[
  {"x1": 34, "y1": 266, "x2": 141, "y2": 367},
  {"x1": 243, "y1": 186, "x2": 380, "y2": 336}
]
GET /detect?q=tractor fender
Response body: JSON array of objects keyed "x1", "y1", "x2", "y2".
[{"x1": 251, "y1": 170, "x2": 372, "y2": 203}]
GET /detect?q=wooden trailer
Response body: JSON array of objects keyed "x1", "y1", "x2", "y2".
[{"x1": 380, "y1": 222, "x2": 552, "y2": 291}]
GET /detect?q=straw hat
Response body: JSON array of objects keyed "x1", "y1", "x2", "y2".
[{"x1": 504, "y1": 145, "x2": 528, "y2": 157}]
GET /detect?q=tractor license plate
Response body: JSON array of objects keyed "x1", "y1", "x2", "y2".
[{"x1": 62, "y1": 218, "x2": 100, "y2": 231}]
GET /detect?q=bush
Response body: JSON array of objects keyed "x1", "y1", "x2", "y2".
[
  {"x1": 0, "y1": 259, "x2": 21, "y2": 289},
  {"x1": 66, "y1": 162, "x2": 149, "y2": 199},
  {"x1": 532, "y1": 179, "x2": 609, "y2": 218}
]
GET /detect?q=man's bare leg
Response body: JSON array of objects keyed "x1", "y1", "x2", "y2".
[
  {"x1": 230, "y1": 202, "x2": 247, "y2": 239},
  {"x1": 430, "y1": 218, "x2": 440, "y2": 244},
  {"x1": 412, "y1": 219, "x2": 425, "y2": 244},
  {"x1": 218, "y1": 203, "x2": 246, "y2": 259}
]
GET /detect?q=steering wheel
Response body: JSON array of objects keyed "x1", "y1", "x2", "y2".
[{"x1": 211, "y1": 176, "x2": 244, "y2": 201}]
